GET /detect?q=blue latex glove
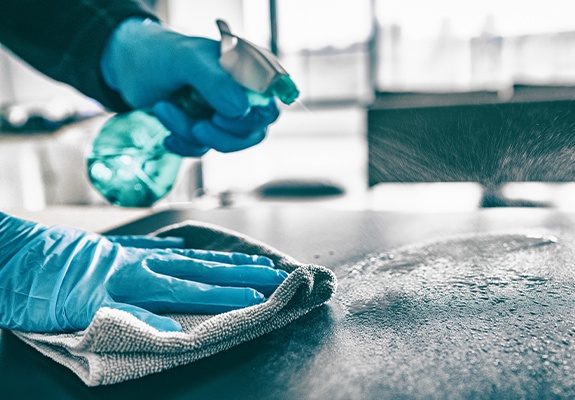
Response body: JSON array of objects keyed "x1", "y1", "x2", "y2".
[
  {"x1": 0, "y1": 213, "x2": 288, "y2": 333},
  {"x1": 100, "y1": 18, "x2": 280, "y2": 157}
]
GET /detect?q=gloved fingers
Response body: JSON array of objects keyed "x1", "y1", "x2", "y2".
[
  {"x1": 105, "y1": 235, "x2": 185, "y2": 249},
  {"x1": 156, "y1": 101, "x2": 278, "y2": 155},
  {"x1": 170, "y1": 248, "x2": 275, "y2": 267},
  {"x1": 211, "y1": 101, "x2": 280, "y2": 137},
  {"x1": 153, "y1": 101, "x2": 210, "y2": 157},
  {"x1": 147, "y1": 258, "x2": 288, "y2": 296},
  {"x1": 191, "y1": 103, "x2": 279, "y2": 152},
  {"x1": 164, "y1": 134, "x2": 210, "y2": 158},
  {"x1": 108, "y1": 302, "x2": 183, "y2": 332},
  {"x1": 119, "y1": 274, "x2": 266, "y2": 314}
]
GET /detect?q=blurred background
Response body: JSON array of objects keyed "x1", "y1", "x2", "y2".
[{"x1": 4, "y1": 0, "x2": 575, "y2": 213}]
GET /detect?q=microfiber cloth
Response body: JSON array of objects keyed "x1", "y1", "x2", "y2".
[{"x1": 13, "y1": 220, "x2": 337, "y2": 386}]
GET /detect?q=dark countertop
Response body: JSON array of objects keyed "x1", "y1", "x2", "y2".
[{"x1": 2, "y1": 206, "x2": 574, "y2": 399}]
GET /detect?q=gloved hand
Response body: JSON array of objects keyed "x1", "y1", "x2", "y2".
[
  {"x1": 0, "y1": 213, "x2": 288, "y2": 333},
  {"x1": 100, "y1": 18, "x2": 280, "y2": 157}
]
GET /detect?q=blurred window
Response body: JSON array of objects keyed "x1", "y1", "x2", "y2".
[
  {"x1": 274, "y1": 0, "x2": 375, "y2": 104},
  {"x1": 375, "y1": 0, "x2": 575, "y2": 91}
]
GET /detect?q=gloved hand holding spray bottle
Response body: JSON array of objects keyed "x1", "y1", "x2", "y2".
[
  {"x1": 0, "y1": 19, "x2": 298, "y2": 334},
  {"x1": 87, "y1": 20, "x2": 300, "y2": 208}
]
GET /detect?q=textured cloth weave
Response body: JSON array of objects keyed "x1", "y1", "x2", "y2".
[{"x1": 14, "y1": 220, "x2": 337, "y2": 386}]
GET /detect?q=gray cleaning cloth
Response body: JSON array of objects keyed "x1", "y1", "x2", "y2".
[{"x1": 14, "y1": 220, "x2": 337, "y2": 386}]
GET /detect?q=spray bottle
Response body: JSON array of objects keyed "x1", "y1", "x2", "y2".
[{"x1": 87, "y1": 20, "x2": 299, "y2": 208}]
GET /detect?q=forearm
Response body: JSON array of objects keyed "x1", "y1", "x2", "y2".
[
  {"x1": 0, "y1": 0, "x2": 158, "y2": 111},
  {"x1": 0, "y1": 213, "x2": 46, "y2": 268}
]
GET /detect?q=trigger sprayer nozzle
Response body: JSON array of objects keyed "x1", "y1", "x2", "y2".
[
  {"x1": 216, "y1": 19, "x2": 300, "y2": 105},
  {"x1": 270, "y1": 75, "x2": 300, "y2": 105}
]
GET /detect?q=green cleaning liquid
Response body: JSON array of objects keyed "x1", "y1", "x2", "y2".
[{"x1": 87, "y1": 110, "x2": 181, "y2": 207}]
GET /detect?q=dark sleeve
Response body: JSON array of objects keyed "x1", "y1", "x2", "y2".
[{"x1": 0, "y1": 0, "x2": 158, "y2": 111}]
